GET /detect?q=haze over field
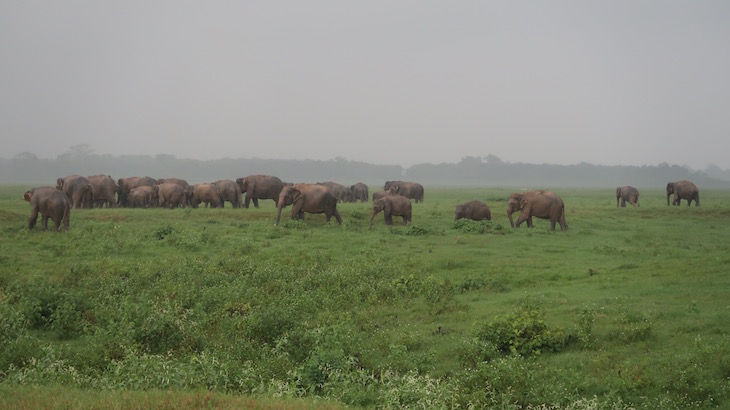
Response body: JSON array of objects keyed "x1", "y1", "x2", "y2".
[{"x1": 2, "y1": 1, "x2": 729, "y2": 169}]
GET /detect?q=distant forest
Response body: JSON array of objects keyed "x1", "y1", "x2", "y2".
[{"x1": 3, "y1": 149, "x2": 730, "y2": 189}]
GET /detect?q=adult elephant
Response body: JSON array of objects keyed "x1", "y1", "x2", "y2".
[
  {"x1": 24, "y1": 187, "x2": 71, "y2": 231},
  {"x1": 507, "y1": 190, "x2": 567, "y2": 231},
  {"x1": 667, "y1": 180, "x2": 699, "y2": 206},
  {"x1": 275, "y1": 184, "x2": 342, "y2": 226},
  {"x1": 191, "y1": 183, "x2": 222, "y2": 208},
  {"x1": 236, "y1": 175, "x2": 284, "y2": 208},
  {"x1": 56, "y1": 175, "x2": 93, "y2": 209},
  {"x1": 157, "y1": 178, "x2": 191, "y2": 206},
  {"x1": 455, "y1": 200, "x2": 491, "y2": 221},
  {"x1": 384, "y1": 181, "x2": 424, "y2": 203},
  {"x1": 87, "y1": 175, "x2": 117, "y2": 208},
  {"x1": 117, "y1": 176, "x2": 156, "y2": 207},
  {"x1": 371, "y1": 194, "x2": 412, "y2": 226},
  {"x1": 128, "y1": 185, "x2": 158, "y2": 208},
  {"x1": 157, "y1": 182, "x2": 189, "y2": 209},
  {"x1": 351, "y1": 182, "x2": 369, "y2": 202},
  {"x1": 616, "y1": 186, "x2": 639, "y2": 208},
  {"x1": 212, "y1": 179, "x2": 242, "y2": 208}
]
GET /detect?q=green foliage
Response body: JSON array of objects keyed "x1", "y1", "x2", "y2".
[{"x1": 453, "y1": 218, "x2": 504, "y2": 234}]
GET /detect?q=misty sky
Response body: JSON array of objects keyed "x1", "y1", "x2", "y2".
[{"x1": 2, "y1": 1, "x2": 729, "y2": 169}]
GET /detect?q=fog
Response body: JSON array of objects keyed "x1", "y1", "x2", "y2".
[{"x1": 2, "y1": 1, "x2": 729, "y2": 169}]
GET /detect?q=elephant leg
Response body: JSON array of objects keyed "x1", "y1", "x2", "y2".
[
  {"x1": 253, "y1": 198, "x2": 259, "y2": 208},
  {"x1": 334, "y1": 209, "x2": 342, "y2": 225},
  {"x1": 41, "y1": 215, "x2": 49, "y2": 231},
  {"x1": 291, "y1": 202, "x2": 303, "y2": 220},
  {"x1": 515, "y1": 209, "x2": 531, "y2": 228}
]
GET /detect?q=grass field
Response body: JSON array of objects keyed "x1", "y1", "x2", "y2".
[{"x1": 1, "y1": 185, "x2": 729, "y2": 409}]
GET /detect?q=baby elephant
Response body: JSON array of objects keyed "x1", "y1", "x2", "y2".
[
  {"x1": 371, "y1": 194, "x2": 412, "y2": 226},
  {"x1": 455, "y1": 200, "x2": 492, "y2": 221},
  {"x1": 24, "y1": 187, "x2": 71, "y2": 231}
]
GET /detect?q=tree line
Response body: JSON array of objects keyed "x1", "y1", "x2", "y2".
[{"x1": 2, "y1": 151, "x2": 729, "y2": 189}]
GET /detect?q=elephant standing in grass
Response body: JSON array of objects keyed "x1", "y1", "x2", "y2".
[
  {"x1": 128, "y1": 186, "x2": 158, "y2": 208},
  {"x1": 213, "y1": 179, "x2": 242, "y2": 208},
  {"x1": 275, "y1": 184, "x2": 342, "y2": 226},
  {"x1": 507, "y1": 190, "x2": 567, "y2": 231},
  {"x1": 191, "y1": 183, "x2": 223, "y2": 208},
  {"x1": 157, "y1": 182, "x2": 189, "y2": 208},
  {"x1": 371, "y1": 194, "x2": 411, "y2": 226},
  {"x1": 236, "y1": 175, "x2": 284, "y2": 208},
  {"x1": 384, "y1": 181, "x2": 424, "y2": 203},
  {"x1": 24, "y1": 187, "x2": 71, "y2": 231},
  {"x1": 87, "y1": 175, "x2": 117, "y2": 208},
  {"x1": 455, "y1": 200, "x2": 491, "y2": 221},
  {"x1": 57, "y1": 175, "x2": 93, "y2": 209},
  {"x1": 616, "y1": 186, "x2": 639, "y2": 207},
  {"x1": 118, "y1": 177, "x2": 156, "y2": 207},
  {"x1": 667, "y1": 180, "x2": 699, "y2": 206},
  {"x1": 351, "y1": 182, "x2": 369, "y2": 202}
]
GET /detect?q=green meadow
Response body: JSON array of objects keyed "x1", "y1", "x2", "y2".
[{"x1": 1, "y1": 185, "x2": 729, "y2": 409}]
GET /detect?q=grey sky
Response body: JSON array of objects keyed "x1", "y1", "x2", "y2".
[{"x1": 2, "y1": 1, "x2": 729, "y2": 169}]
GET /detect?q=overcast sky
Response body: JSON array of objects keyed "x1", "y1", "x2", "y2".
[{"x1": 2, "y1": 1, "x2": 729, "y2": 169}]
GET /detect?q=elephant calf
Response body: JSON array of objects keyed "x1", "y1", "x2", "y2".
[
  {"x1": 455, "y1": 200, "x2": 491, "y2": 221},
  {"x1": 371, "y1": 194, "x2": 412, "y2": 226}
]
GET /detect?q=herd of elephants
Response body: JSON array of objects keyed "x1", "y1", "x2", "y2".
[{"x1": 22, "y1": 174, "x2": 701, "y2": 232}]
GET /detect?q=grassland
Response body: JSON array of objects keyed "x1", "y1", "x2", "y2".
[{"x1": 1, "y1": 185, "x2": 729, "y2": 408}]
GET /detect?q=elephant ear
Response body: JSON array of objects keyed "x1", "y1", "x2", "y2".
[
  {"x1": 519, "y1": 196, "x2": 529, "y2": 209},
  {"x1": 291, "y1": 189, "x2": 303, "y2": 204}
]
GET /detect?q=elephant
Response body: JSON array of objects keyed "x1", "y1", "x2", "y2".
[
  {"x1": 56, "y1": 175, "x2": 93, "y2": 209},
  {"x1": 371, "y1": 194, "x2": 412, "y2": 226},
  {"x1": 275, "y1": 183, "x2": 342, "y2": 226},
  {"x1": 128, "y1": 185, "x2": 159, "y2": 208},
  {"x1": 317, "y1": 181, "x2": 353, "y2": 202},
  {"x1": 24, "y1": 186, "x2": 71, "y2": 231},
  {"x1": 191, "y1": 183, "x2": 223, "y2": 208},
  {"x1": 350, "y1": 182, "x2": 369, "y2": 202},
  {"x1": 87, "y1": 175, "x2": 117, "y2": 208},
  {"x1": 667, "y1": 180, "x2": 699, "y2": 206},
  {"x1": 236, "y1": 175, "x2": 284, "y2": 208},
  {"x1": 507, "y1": 190, "x2": 567, "y2": 231},
  {"x1": 372, "y1": 186, "x2": 398, "y2": 201},
  {"x1": 157, "y1": 182, "x2": 190, "y2": 209},
  {"x1": 616, "y1": 186, "x2": 639, "y2": 207},
  {"x1": 455, "y1": 200, "x2": 492, "y2": 221},
  {"x1": 213, "y1": 179, "x2": 242, "y2": 208},
  {"x1": 384, "y1": 181, "x2": 424, "y2": 203},
  {"x1": 157, "y1": 178, "x2": 192, "y2": 206},
  {"x1": 117, "y1": 176, "x2": 157, "y2": 207}
]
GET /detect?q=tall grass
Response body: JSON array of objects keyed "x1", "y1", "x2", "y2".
[{"x1": 1, "y1": 185, "x2": 729, "y2": 408}]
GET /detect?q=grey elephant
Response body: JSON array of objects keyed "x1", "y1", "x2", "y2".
[
  {"x1": 56, "y1": 175, "x2": 93, "y2": 209},
  {"x1": 191, "y1": 183, "x2": 223, "y2": 208},
  {"x1": 384, "y1": 181, "x2": 424, "y2": 203},
  {"x1": 666, "y1": 180, "x2": 699, "y2": 206},
  {"x1": 157, "y1": 178, "x2": 192, "y2": 206},
  {"x1": 236, "y1": 175, "x2": 284, "y2": 208},
  {"x1": 616, "y1": 186, "x2": 639, "y2": 207},
  {"x1": 157, "y1": 182, "x2": 189, "y2": 208},
  {"x1": 128, "y1": 185, "x2": 159, "y2": 208},
  {"x1": 350, "y1": 182, "x2": 369, "y2": 202},
  {"x1": 24, "y1": 187, "x2": 71, "y2": 231},
  {"x1": 507, "y1": 190, "x2": 567, "y2": 231},
  {"x1": 213, "y1": 179, "x2": 242, "y2": 208},
  {"x1": 371, "y1": 194, "x2": 412, "y2": 226},
  {"x1": 87, "y1": 175, "x2": 117, "y2": 208},
  {"x1": 275, "y1": 184, "x2": 342, "y2": 226},
  {"x1": 117, "y1": 176, "x2": 157, "y2": 207},
  {"x1": 455, "y1": 200, "x2": 491, "y2": 221}
]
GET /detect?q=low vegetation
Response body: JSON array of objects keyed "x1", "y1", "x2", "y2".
[{"x1": 1, "y1": 186, "x2": 729, "y2": 408}]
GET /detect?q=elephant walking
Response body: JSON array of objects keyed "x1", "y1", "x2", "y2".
[
  {"x1": 616, "y1": 186, "x2": 639, "y2": 207},
  {"x1": 455, "y1": 200, "x2": 491, "y2": 221},
  {"x1": 24, "y1": 187, "x2": 71, "y2": 231},
  {"x1": 56, "y1": 175, "x2": 93, "y2": 209},
  {"x1": 213, "y1": 179, "x2": 242, "y2": 208},
  {"x1": 667, "y1": 180, "x2": 699, "y2": 206},
  {"x1": 87, "y1": 175, "x2": 118, "y2": 208},
  {"x1": 371, "y1": 194, "x2": 412, "y2": 226},
  {"x1": 275, "y1": 184, "x2": 342, "y2": 226},
  {"x1": 236, "y1": 175, "x2": 284, "y2": 208},
  {"x1": 507, "y1": 190, "x2": 567, "y2": 231}
]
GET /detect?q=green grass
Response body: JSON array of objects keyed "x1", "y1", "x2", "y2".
[{"x1": 1, "y1": 185, "x2": 729, "y2": 408}]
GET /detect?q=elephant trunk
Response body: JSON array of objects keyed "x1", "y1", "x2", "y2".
[
  {"x1": 275, "y1": 200, "x2": 285, "y2": 226},
  {"x1": 370, "y1": 210, "x2": 378, "y2": 225},
  {"x1": 507, "y1": 206, "x2": 515, "y2": 228}
]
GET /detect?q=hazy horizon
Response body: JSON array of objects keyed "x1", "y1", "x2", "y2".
[{"x1": 2, "y1": 2, "x2": 729, "y2": 170}]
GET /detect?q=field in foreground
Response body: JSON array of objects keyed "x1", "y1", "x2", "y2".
[{"x1": 1, "y1": 185, "x2": 729, "y2": 409}]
